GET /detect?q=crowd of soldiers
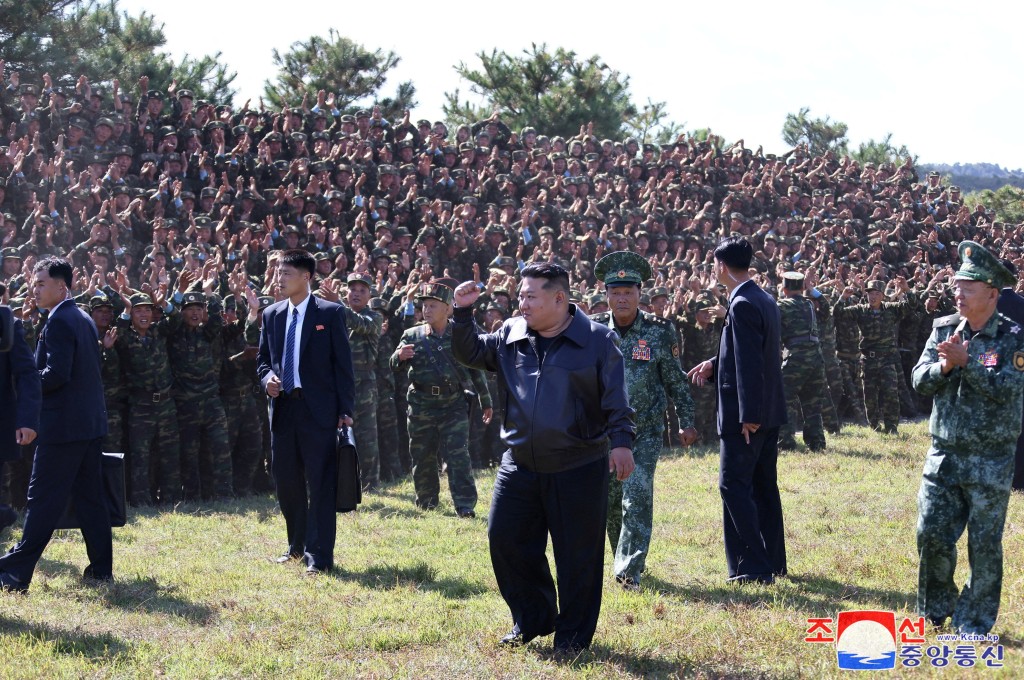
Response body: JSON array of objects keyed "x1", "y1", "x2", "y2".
[{"x1": 0, "y1": 64, "x2": 1019, "y2": 508}]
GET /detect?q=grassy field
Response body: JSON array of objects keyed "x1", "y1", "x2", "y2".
[{"x1": 0, "y1": 420, "x2": 1021, "y2": 678}]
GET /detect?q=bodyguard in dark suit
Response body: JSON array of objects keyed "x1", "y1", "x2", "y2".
[
  {"x1": 257, "y1": 250, "x2": 355, "y2": 574},
  {"x1": 996, "y1": 273, "x2": 1024, "y2": 491},
  {"x1": 689, "y1": 237, "x2": 787, "y2": 584},
  {"x1": 0, "y1": 257, "x2": 111, "y2": 593},
  {"x1": 0, "y1": 316, "x2": 41, "y2": 534}
]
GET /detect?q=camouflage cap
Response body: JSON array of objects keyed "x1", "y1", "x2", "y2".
[
  {"x1": 648, "y1": 286, "x2": 670, "y2": 300},
  {"x1": 257, "y1": 295, "x2": 275, "y2": 310},
  {"x1": 782, "y1": 271, "x2": 805, "y2": 291},
  {"x1": 955, "y1": 240, "x2": 1016, "y2": 289},
  {"x1": 89, "y1": 294, "x2": 114, "y2": 309},
  {"x1": 181, "y1": 291, "x2": 206, "y2": 307},
  {"x1": 594, "y1": 251, "x2": 652, "y2": 287},
  {"x1": 346, "y1": 271, "x2": 373, "y2": 288},
  {"x1": 865, "y1": 280, "x2": 886, "y2": 293},
  {"x1": 1, "y1": 247, "x2": 21, "y2": 260},
  {"x1": 129, "y1": 293, "x2": 155, "y2": 307},
  {"x1": 416, "y1": 282, "x2": 454, "y2": 305}
]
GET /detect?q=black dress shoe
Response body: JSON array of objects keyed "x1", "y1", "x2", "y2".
[
  {"x1": 498, "y1": 631, "x2": 523, "y2": 647},
  {"x1": 0, "y1": 505, "x2": 17, "y2": 533},
  {"x1": 83, "y1": 564, "x2": 113, "y2": 584},
  {"x1": 305, "y1": 564, "x2": 331, "y2": 576},
  {"x1": 0, "y1": 571, "x2": 28, "y2": 594},
  {"x1": 727, "y1": 573, "x2": 774, "y2": 585},
  {"x1": 455, "y1": 507, "x2": 476, "y2": 518},
  {"x1": 275, "y1": 552, "x2": 303, "y2": 564}
]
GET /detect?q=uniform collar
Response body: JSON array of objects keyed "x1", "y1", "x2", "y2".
[{"x1": 506, "y1": 304, "x2": 589, "y2": 346}]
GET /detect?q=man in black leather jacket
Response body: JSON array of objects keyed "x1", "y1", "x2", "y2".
[{"x1": 452, "y1": 262, "x2": 635, "y2": 655}]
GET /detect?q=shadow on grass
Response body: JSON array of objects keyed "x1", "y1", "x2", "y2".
[
  {"x1": 531, "y1": 643, "x2": 769, "y2": 679},
  {"x1": 95, "y1": 575, "x2": 217, "y2": 625},
  {"x1": 0, "y1": 614, "x2": 132, "y2": 659},
  {"x1": 332, "y1": 561, "x2": 488, "y2": 599},
  {"x1": 643, "y1": 572, "x2": 913, "y2": 614},
  {"x1": 659, "y1": 443, "x2": 720, "y2": 461},
  {"x1": 354, "y1": 500, "x2": 423, "y2": 520}
]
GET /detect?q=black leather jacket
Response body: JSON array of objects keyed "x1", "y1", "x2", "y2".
[{"x1": 453, "y1": 305, "x2": 635, "y2": 473}]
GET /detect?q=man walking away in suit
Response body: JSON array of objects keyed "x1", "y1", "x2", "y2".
[
  {"x1": 688, "y1": 237, "x2": 788, "y2": 585},
  {"x1": 0, "y1": 257, "x2": 112, "y2": 593},
  {"x1": 0, "y1": 315, "x2": 40, "y2": 535},
  {"x1": 257, "y1": 250, "x2": 355, "y2": 575}
]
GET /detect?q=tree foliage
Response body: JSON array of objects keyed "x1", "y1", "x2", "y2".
[
  {"x1": 263, "y1": 30, "x2": 415, "y2": 118},
  {"x1": 443, "y1": 43, "x2": 637, "y2": 139},
  {"x1": 849, "y1": 133, "x2": 915, "y2": 166},
  {"x1": 623, "y1": 99, "x2": 684, "y2": 146},
  {"x1": 0, "y1": 0, "x2": 236, "y2": 103},
  {"x1": 782, "y1": 107, "x2": 849, "y2": 156},
  {"x1": 964, "y1": 185, "x2": 1024, "y2": 224}
]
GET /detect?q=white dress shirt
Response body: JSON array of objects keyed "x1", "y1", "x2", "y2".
[{"x1": 285, "y1": 294, "x2": 311, "y2": 389}]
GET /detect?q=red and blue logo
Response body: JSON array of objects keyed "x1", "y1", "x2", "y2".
[{"x1": 835, "y1": 610, "x2": 897, "y2": 670}]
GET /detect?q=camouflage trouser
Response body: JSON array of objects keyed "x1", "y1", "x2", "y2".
[
  {"x1": 175, "y1": 392, "x2": 232, "y2": 500},
  {"x1": 607, "y1": 427, "x2": 663, "y2": 582},
  {"x1": 917, "y1": 448, "x2": 1013, "y2": 635},
  {"x1": 691, "y1": 383, "x2": 717, "y2": 444},
  {"x1": 481, "y1": 404, "x2": 504, "y2": 468},
  {"x1": 780, "y1": 350, "x2": 827, "y2": 451},
  {"x1": 863, "y1": 356, "x2": 900, "y2": 433},
  {"x1": 253, "y1": 393, "x2": 274, "y2": 492},
  {"x1": 128, "y1": 394, "x2": 181, "y2": 505},
  {"x1": 223, "y1": 388, "x2": 263, "y2": 496},
  {"x1": 395, "y1": 374, "x2": 412, "y2": 474},
  {"x1": 897, "y1": 352, "x2": 919, "y2": 417},
  {"x1": 663, "y1": 401, "x2": 681, "y2": 448},
  {"x1": 103, "y1": 396, "x2": 126, "y2": 453},
  {"x1": 838, "y1": 354, "x2": 868, "y2": 423},
  {"x1": 821, "y1": 347, "x2": 843, "y2": 432},
  {"x1": 376, "y1": 386, "x2": 402, "y2": 482},
  {"x1": 407, "y1": 391, "x2": 477, "y2": 510},
  {"x1": 354, "y1": 376, "x2": 380, "y2": 489}
]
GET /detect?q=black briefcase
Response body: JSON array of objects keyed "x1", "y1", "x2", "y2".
[
  {"x1": 55, "y1": 452, "x2": 127, "y2": 530},
  {"x1": 336, "y1": 426, "x2": 362, "y2": 513}
]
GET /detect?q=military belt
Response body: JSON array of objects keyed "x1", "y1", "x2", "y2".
[
  {"x1": 133, "y1": 385, "x2": 172, "y2": 403},
  {"x1": 784, "y1": 335, "x2": 819, "y2": 347},
  {"x1": 412, "y1": 381, "x2": 458, "y2": 397}
]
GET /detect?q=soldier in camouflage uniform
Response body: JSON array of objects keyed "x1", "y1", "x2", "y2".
[
  {"x1": 344, "y1": 272, "x2": 384, "y2": 490},
  {"x1": 220, "y1": 291, "x2": 264, "y2": 496},
  {"x1": 680, "y1": 291, "x2": 724, "y2": 444},
  {"x1": 115, "y1": 290, "x2": 181, "y2": 505},
  {"x1": 833, "y1": 294, "x2": 869, "y2": 426},
  {"x1": 778, "y1": 272, "x2": 827, "y2": 451},
  {"x1": 89, "y1": 294, "x2": 126, "y2": 453},
  {"x1": 836, "y1": 277, "x2": 915, "y2": 434},
  {"x1": 912, "y1": 241, "x2": 1024, "y2": 636},
  {"x1": 593, "y1": 252, "x2": 697, "y2": 589},
  {"x1": 391, "y1": 283, "x2": 491, "y2": 516},
  {"x1": 807, "y1": 288, "x2": 842, "y2": 433},
  {"x1": 370, "y1": 297, "x2": 402, "y2": 482},
  {"x1": 168, "y1": 287, "x2": 233, "y2": 500}
]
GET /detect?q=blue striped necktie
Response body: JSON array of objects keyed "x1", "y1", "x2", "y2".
[{"x1": 282, "y1": 307, "x2": 297, "y2": 393}]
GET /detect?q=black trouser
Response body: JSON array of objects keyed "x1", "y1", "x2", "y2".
[
  {"x1": 719, "y1": 427, "x2": 787, "y2": 579},
  {"x1": 488, "y1": 451, "x2": 609, "y2": 650},
  {"x1": 0, "y1": 438, "x2": 112, "y2": 584},
  {"x1": 270, "y1": 397, "x2": 338, "y2": 571}
]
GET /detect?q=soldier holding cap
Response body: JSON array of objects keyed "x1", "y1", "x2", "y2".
[
  {"x1": 391, "y1": 282, "x2": 491, "y2": 516},
  {"x1": 777, "y1": 272, "x2": 827, "y2": 452},
  {"x1": 912, "y1": 241, "x2": 1024, "y2": 636},
  {"x1": 591, "y1": 251, "x2": 697, "y2": 590}
]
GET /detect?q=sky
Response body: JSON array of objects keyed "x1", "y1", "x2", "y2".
[{"x1": 117, "y1": 0, "x2": 1024, "y2": 169}]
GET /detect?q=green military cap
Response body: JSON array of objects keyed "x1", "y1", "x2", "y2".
[
  {"x1": 369, "y1": 297, "x2": 387, "y2": 312},
  {"x1": 588, "y1": 293, "x2": 607, "y2": 306},
  {"x1": 1, "y1": 247, "x2": 21, "y2": 260},
  {"x1": 313, "y1": 251, "x2": 329, "y2": 262},
  {"x1": 865, "y1": 280, "x2": 886, "y2": 293},
  {"x1": 257, "y1": 295, "x2": 275, "y2": 310},
  {"x1": 90, "y1": 294, "x2": 113, "y2": 309},
  {"x1": 782, "y1": 271, "x2": 805, "y2": 291},
  {"x1": 416, "y1": 282, "x2": 454, "y2": 305},
  {"x1": 594, "y1": 251, "x2": 652, "y2": 287},
  {"x1": 648, "y1": 286, "x2": 670, "y2": 300},
  {"x1": 639, "y1": 293, "x2": 651, "y2": 306},
  {"x1": 181, "y1": 291, "x2": 206, "y2": 307},
  {"x1": 955, "y1": 240, "x2": 1016, "y2": 289},
  {"x1": 129, "y1": 293, "x2": 154, "y2": 307},
  {"x1": 347, "y1": 271, "x2": 373, "y2": 288}
]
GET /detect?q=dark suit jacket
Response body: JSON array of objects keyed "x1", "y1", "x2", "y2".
[
  {"x1": 712, "y1": 279, "x2": 787, "y2": 435},
  {"x1": 257, "y1": 294, "x2": 356, "y2": 430},
  {"x1": 0, "y1": 318, "x2": 41, "y2": 461},
  {"x1": 35, "y1": 299, "x2": 108, "y2": 445}
]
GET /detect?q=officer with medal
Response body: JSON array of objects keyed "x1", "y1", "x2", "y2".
[
  {"x1": 912, "y1": 241, "x2": 1024, "y2": 636},
  {"x1": 592, "y1": 251, "x2": 697, "y2": 590}
]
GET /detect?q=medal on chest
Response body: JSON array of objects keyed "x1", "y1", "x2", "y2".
[
  {"x1": 632, "y1": 339, "x2": 652, "y2": 361},
  {"x1": 979, "y1": 351, "x2": 999, "y2": 367}
]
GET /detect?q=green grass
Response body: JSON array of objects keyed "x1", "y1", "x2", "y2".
[{"x1": 1, "y1": 421, "x2": 1021, "y2": 678}]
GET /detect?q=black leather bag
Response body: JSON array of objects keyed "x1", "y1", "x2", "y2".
[
  {"x1": 56, "y1": 452, "x2": 127, "y2": 530},
  {"x1": 335, "y1": 426, "x2": 361, "y2": 512}
]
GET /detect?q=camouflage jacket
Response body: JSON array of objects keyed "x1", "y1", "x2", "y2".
[
  {"x1": 115, "y1": 308, "x2": 178, "y2": 393},
  {"x1": 835, "y1": 293, "x2": 916, "y2": 358},
  {"x1": 913, "y1": 311, "x2": 1024, "y2": 454},
  {"x1": 166, "y1": 302, "x2": 224, "y2": 397},
  {"x1": 778, "y1": 295, "x2": 821, "y2": 355},
  {"x1": 592, "y1": 310, "x2": 695, "y2": 429},
  {"x1": 391, "y1": 321, "x2": 492, "y2": 410},
  {"x1": 345, "y1": 304, "x2": 383, "y2": 380}
]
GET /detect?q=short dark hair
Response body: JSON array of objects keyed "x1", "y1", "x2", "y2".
[
  {"x1": 34, "y1": 256, "x2": 73, "y2": 287},
  {"x1": 714, "y1": 237, "x2": 753, "y2": 270},
  {"x1": 280, "y1": 249, "x2": 315, "y2": 277},
  {"x1": 521, "y1": 262, "x2": 570, "y2": 293}
]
